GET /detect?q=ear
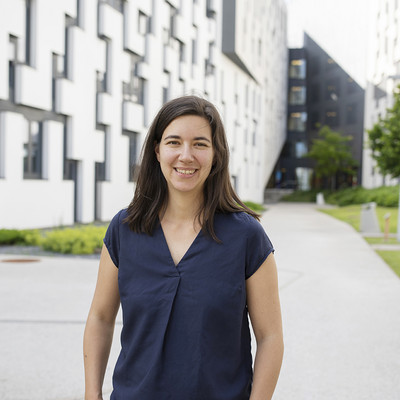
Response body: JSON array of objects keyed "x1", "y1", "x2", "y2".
[{"x1": 154, "y1": 141, "x2": 160, "y2": 162}]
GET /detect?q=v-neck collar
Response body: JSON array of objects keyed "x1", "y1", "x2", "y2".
[{"x1": 158, "y1": 222, "x2": 202, "y2": 268}]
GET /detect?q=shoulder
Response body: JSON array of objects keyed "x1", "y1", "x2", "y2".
[
  {"x1": 108, "y1": 208, "x2": 128, "y2": 227},
  {"x1": 215, "y1": 211, "x2": 266, "y2": 238},
  {"x1": 216, "y1": 211, "x2": 260, "y2": 229}
]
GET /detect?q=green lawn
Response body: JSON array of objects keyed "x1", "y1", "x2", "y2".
[
  {"x1": 319, "y1": 205, "x2": 398, "y2": 233},
  {"x1": 318, "y1": 205, "x2": 400, "y2": 278},
  {"x1": 376, "y1": 251, "x2": 400, "y2": 277},
  {"x1": 364, "y1": 237, "x2": 400, "y2": 245}
]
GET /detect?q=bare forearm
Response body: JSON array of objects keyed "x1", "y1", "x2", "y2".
[
  {"x1": 83, "y1": 316, "x2": 115, "y2": 400},
  {"x1": 249, "y1": 336, "x2": 284, "y2": 400}
]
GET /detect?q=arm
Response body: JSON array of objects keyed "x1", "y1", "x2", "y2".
[
  {"x1": 246, "y1": 253, "x2": 284, "y2": 400},
  {"x1": 83, "y1": 244, "x2": 120, "y2": 400}
]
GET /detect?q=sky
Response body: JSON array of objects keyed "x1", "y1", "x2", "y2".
[{"x1": 284, "y1": 0, "x2": 371, "y2": 88}]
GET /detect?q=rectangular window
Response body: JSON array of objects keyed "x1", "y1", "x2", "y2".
[
  {"x1": 9, "y1": 35, "x2": 18, "y2": 102},
  {"x1": 289, "y1": 59, "x2": 306, "y2": 79},
  {"x1": 63, "y1": 120, "x2": 77, "y2": 181},
  {"x1": 191, "y1": 37, "x2": 197, "y2": 64},
  {"x1": 123, "y1": 54, "x2": 144, "y2": 104},
  {"x1": 288, "y1": 112, "x2": 307, "y2": 131},
  {"x1": 295, "y1": 141, "x2": 307, "y2": 158},
  {"x1": 163, "y1": 87, "x2": 168, "y2": 103},
  {"x1": 138, "y1": 11, "x2": 149, "y2": 35},
  {"x1": 23, "y1": 121, "x2": 43, "y2": 179},
  {"x1": 346, "y1": 104, "x2": 357, "y2": 124},
  {"x1": 326, "y1": 57, "x2": 337, "y2": 71},
  {"x1": 206, "y1": 0, "x2": 216, "y2": 18},
  {"x1": 325, "y1": 78, "x2": 340, "y2": 101},
  {"x1": 325, "y1": 110, "x2": 339, "y2": 126},
  {"x1": 179, "y1": 41, "x2": 185, "y2": 62},
  {"x1": 124, "y1": 131, "x2": 139, "y2": 182},
  {"x1": 25, "y1": 0, "x2": 32, "y2": 65},
  {"x1": 289, "y1": 86, "x2": 306, "y2": 105},
  {"x1": 103, "y1": 0, "x2": 124, "y2": 13}
]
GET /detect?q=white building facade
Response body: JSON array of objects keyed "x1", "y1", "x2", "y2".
[
  {"x1": 363, "y1": 0, "x2": 399, "y2": 188},
  {"x1": 0, "y1": 0, "x2": 287, "y2": 229}
]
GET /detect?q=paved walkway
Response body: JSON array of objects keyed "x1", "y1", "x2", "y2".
[
  {"x1": 262, "y1": 203, "x2": 400, "y2": 400},
  {"x1": 0, "y1": 203, "x2": 399, "y2": 399}
]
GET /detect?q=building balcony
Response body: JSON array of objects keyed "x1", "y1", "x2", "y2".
[
  {"x1": 97, "y1": 92, "x2": 113, "y2": 125},
  {"x1": 171, "y1": 13, "x2": 186, "y2": 43},
  {"x1": 122, "y1": 101, "x2": 144, "y2": 132},
  {"x1": 163, "y1": 45, "x2": 175, "y2": 72},
  {"x1": 179, "y1": 61, "x2": 189, "y2": 81}
]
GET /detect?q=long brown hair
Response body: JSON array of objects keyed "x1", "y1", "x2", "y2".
[{"x1": 124, "y1": 95, "x2": 260, "y2": 241}]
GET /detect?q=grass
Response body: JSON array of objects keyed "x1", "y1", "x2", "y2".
[
  {"x1": 319, "y1": 205, "x2": 400, "y2": 278},
  {"x1": 364, "y1": 237, "x2": 400, "y2": 245},
  {"x1": 319, "y1": 205, "x2": 398, "y2": 234},
  {"x1": 376, "y1": 251, "x2": 400, "y2": 277}
]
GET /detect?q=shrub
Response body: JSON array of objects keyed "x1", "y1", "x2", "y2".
[
  {"x1": 0, "y1": 229, "x2": 41, "y2": 245},
  {"x1": 41, "y1": 225, "x2": 107, "y2": 255},
  {"x1": 280, "y1": 190, "x2": 322, "y2": 203},
  {"x1": 325, "y1": 186, "x2": 398, "y2": 207},
  {"x1": 281, "y1": 186, "x2": 399, "y2": 207}
]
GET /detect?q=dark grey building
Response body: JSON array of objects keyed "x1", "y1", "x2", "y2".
[{"x1": 272, "y1": 33, "x2": 365, "y2": 190}]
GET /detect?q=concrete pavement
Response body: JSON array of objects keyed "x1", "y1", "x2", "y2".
[
  {"x1": 262, "y1": 203, "x2": 400, "y2": 400},
  {"x1": 0, "y1": 202, "x2": 399, "y2": 399}
]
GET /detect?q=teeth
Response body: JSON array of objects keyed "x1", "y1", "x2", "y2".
[{"x1": 176, "y1": 169, "x2": 195, "y2": 175}]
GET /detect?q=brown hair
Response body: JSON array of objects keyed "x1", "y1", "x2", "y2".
[{"x1": 124, "y1": 95, "x2": 260, "y2": 241}]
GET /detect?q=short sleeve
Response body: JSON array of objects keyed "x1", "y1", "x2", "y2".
[
  {"x1": 103, "y1": 210, "x2": 123, "y2": 268},
  {"x1": 245, "y1": 217, "x2": 274, "y2": 279}
]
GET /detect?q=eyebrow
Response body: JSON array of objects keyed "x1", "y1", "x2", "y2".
[{"x1": 163, "y1": 135, "x2": 211, "y2": 143}]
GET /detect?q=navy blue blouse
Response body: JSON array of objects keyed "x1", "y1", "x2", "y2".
[{"x1": 104, "y1": 209, "x2": 274, "y2": 400}]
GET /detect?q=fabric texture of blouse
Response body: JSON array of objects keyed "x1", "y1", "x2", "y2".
[{"x1": 104, "y1": 209, "x2": 274, "y2": 400}]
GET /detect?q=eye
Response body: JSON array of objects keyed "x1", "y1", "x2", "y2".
[
  {"x1": 194, "y1": 142, "x2": 209, "y2": 147},
  {"x1": 166, "y1": 140, "x2": 180, "y2": 145}
]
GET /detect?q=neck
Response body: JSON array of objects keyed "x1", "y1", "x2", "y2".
[{"x1": 162, "y1": 190, "x2": 204, "y2": 223}]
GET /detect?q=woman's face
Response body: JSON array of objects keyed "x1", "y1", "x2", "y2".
[{"x1": 155, "y1": 115, "x2": 214, "y2": 198}]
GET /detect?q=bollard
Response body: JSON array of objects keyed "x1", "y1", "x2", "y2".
[
  {"x1": 384, "y1": 213, "x2": 391, "y2": 242},
  {"x1": 360, "y1": 202, "x2": 381, "y2": 234},
  {"x1": 316, "y1": 192, "x2": 325, "y2": 206}
]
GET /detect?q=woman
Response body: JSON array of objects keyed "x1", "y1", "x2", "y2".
[{"x1": 83, "y1": 95, "x2": 283, "y2": 400}]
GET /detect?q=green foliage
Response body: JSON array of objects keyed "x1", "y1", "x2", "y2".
[
  {"x1": 325, "y1": 186, "x2": 398, "y2": 207},
  {"x1": 305, "y1": 125, "x2": 358, "y2": 190},
  {"x1": 376, "y1": 250, "x2": 400, "y2": 277},
  {"x1": 280, "y1": 189, "x2": 322, "y2": 203},
  {"x1": 243, "y1": 201, "x2": 265, "y2": 213},
  {"x1": 282, "y1": 186, "x2": 398, "y2": 207},
  {"x1": 41, "y1": 225, "x2": 107, "y2": 254},
  {"x1": 0, "y1": 229, "x2": 41, "y2": 245},
  {"x1": 368, "y1": 86, "x2": 400, "y2": 178}
]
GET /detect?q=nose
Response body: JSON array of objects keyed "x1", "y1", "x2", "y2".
[{"x1": 178, "y1": 143, "x2": 194, "y2": 162}]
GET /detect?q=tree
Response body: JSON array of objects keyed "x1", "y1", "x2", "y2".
[
  {"x1": 367, "y1": 86, "x2": 400, "y2": 178},
  {"x1": 368, "y1": 85, "x2": 400, "y2": 242},
  {"x1": 305, "y1": 125, "x2": 358, "y2": 191}
]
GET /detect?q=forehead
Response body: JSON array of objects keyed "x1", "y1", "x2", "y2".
[{"x1": 162, "y1": 115, "x2": 211, "y2": 139}]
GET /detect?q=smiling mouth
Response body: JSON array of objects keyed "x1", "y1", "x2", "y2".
[{"x1": 175, "y1": 168, "x2": 196, "y2": 175}]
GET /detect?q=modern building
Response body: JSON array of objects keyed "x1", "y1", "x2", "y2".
[
  {"x1": 0, "y1": 0, "x2": 287, "y2": 229},
  {"x1": 273, "y1": 33, "x2": 364, "y2": 190},
  {"x1": 362, "y1": 0, "x2": 400, "y2": 189}
]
